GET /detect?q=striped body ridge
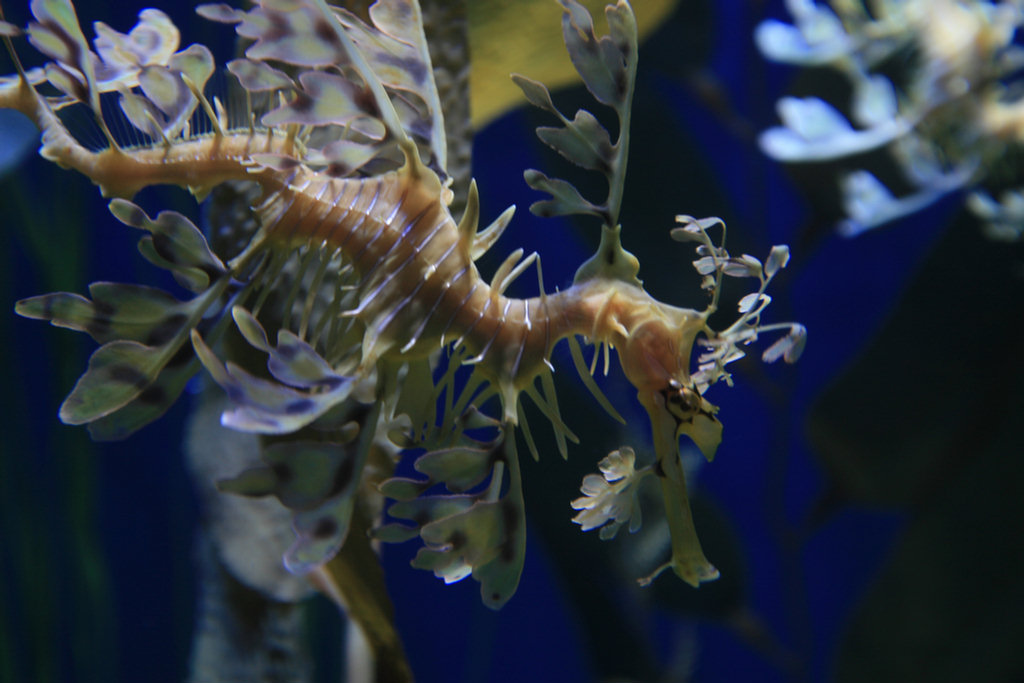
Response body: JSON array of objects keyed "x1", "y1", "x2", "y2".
[{"x1": 252, "y1": 158, "x2": 577, "y2": 421}]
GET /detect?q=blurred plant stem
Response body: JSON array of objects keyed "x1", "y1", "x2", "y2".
[{"x1": 1, "y1": 163, "x2": 117, "y2": 682}]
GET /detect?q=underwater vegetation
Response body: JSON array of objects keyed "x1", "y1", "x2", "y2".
[{"x1": 2, "y1": 0, "x2": 1023, "y2": 682}]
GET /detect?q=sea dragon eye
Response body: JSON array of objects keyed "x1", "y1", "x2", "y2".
[{"x1": 663, "y1": 379, "x2": 703, "y2": 420}]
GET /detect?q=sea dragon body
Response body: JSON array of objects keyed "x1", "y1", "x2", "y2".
[{"x1": 0, "y1": 0, "x2": 803, "y2": 604}]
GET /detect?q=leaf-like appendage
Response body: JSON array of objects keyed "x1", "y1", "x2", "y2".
[
  {"x1": 377, "y1": 477, "x2": 430, "y2": 503},
  {"x1": 21, "y1": 2, "x2": 214, "y2": 151},
  {"x1": 523, "y1": 168, "x2": 601, "y2": 218},
  {"x1": 94, "y1": 9, "x2": 180, "y2": 87},
  {"x1": 133, "y1": 44, "x2": 214, "y2": 139},
  {"x1": 221, "y1": 441, "x2": 359, "y2": 512},
  {"x1": 759, "y1": 96, "x2": 908, "y2": 162},
  {"x1": 560, "y1": 0, "x2": 634, "y2": 109},
  {"x1": 765, "y1": 245, "x2": 791, "y2": 277},
  {"x1": 225, "y1": 58, "x2": 295, "y2": 92},
  {"x1": 413, "y1": 445, "x2": 497, "y2": 493},
  {"x1": 58, "y1": 340, "x2": 167, "y2": 425},
  {"x1": 669, "y1": 214, "x2": 803, "y2": 396},
  {"x1": 16, "y1": 276, "x2": 207, "y2": 438},
  {"x1": 194, "y1": 3, "x2": 246, "y2": 24},
  {"x1": 13, "y1": 195, "x2": 238, "y2": 439},
  {"x1": 722, "y1": 254, "x2": 764, "y2": 279},
  {"x1": 15, "y1": 283, "x2": 195, "y2": 345},
  {"x1": 85, "y1": 356, "x2": 198, "y2": 441},
  {"x1": 317, "y1": 139, "x2": 381, "y2": 176},
  {"x1": 754, "y1": 10, "x2": 851, "y2": 66},
  {"x1": 137, "y1": 65, "x2": 195, "y2": 139},
  {"x1": 286, "y1": 495, "x2": 352, "y2": 574},
  {"x1": 377, "y1": 425, "x2": 526, "y2": 608},
  {"x1": 571, "y1": 446, "x2": 648, "y2": 539},
  {"x1": 384, "y1": 489, "x2": 526, "y2": 609},
  {"x1": 262, "y1": 71, "x2": 384, "y2": 137},
  {"x1": 269, "y1": 330, "x2": 349, "y2": 390},
  {"x1": 417, "y1": 497, "x2": 525, "y2": 609},
  {"x1": 233, "y1": 0, "x2": 346, "y2": 67},
  {"x1": 761, "y1": 324, "x2": 807, "y2": 364},
  {"x1": 230, "y1": 306, "x2": 271, "y2": 352},
  {"x1": 387, "y1": 493, "x2": 476, "y2": 528},
  {"x1": 26, "y1": 0, "x2": 100, "y2": 107},
  {"x1": 191, "y1": 330, "x2": 354, "y2": 435},
  {"x1": 231, "y1": 306, "x2": 355, "y2": 392},
  {"x1": 536, "y1": 109, "x2": 613, "y2": 172},
  {"x1": 117, "y1": 91, "x2": 166, "y2": 142},
  {"x1": 214, "y1": 381, "x2": 386, "y2": 576},
  {"x1": 201, "y1": 0, "x2": 445, "y2": 176},
  {"x1": 514, "y1": 0, "x2": 639, "y2": 261},
  {"x1": 968, "y1": 190, "x2": 1024, "y2": 241},
  {"x1": 510, "y1": 74, "x2": 558, "y2": 115},
  {"x1": 109, "y1": 199, "x2": 226, "y2": 293},
  {"x1": 336, "y1": 0, "x2": 448, "y2": 173}
]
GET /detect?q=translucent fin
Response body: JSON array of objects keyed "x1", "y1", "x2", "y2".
[
  {"x1": 567, "y1": 335, "x2": 624, "y2": 423},
  {"x1": 380, "y1": 427, "x2": 526, "y2": 609},
  {"x1": 191, "y1": 329, "x2": 354, "y2": 435}
]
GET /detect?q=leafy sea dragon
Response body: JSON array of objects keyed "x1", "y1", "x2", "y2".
[
  {"x1": 756, "y1": 0, "x2": 1024, "y2": 238},
  {"x1": 0, "y1": 0, "x2": 804, "y2": 607}
]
